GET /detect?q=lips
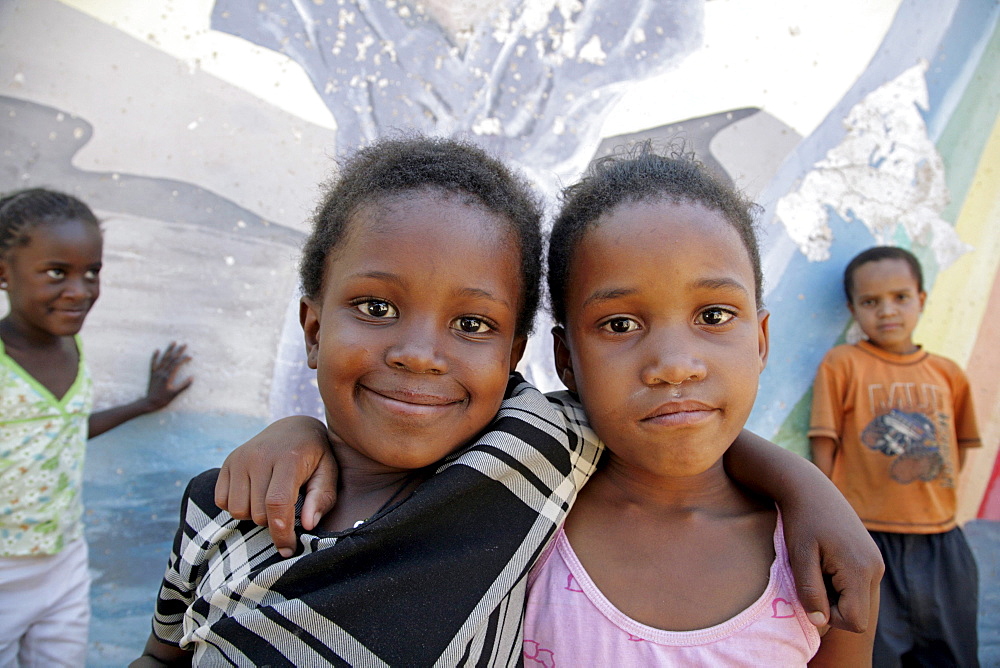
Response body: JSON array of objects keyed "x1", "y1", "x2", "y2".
[
  {"x1": 52, "y1": 302, "x2": 91, "y2": 317},
  {"x1": 360, "y1": 382, "x2": 465, "y2": 416},
  {"x1": 641, "y1": 400, "x2": 716, "y2": 427}
]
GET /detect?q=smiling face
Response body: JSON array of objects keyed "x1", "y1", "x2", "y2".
[
  {"x1": 554, "y1": 199, "x2": 769, "y2": 479},
  {"x1": 847, "y1": 258, "x2": 925, "y2": 355},
  {"x1": 301, "y1": 190, "x2": 526, "y2": 472},
  {"x1": 0, "y1": 218, "x2": 103, "y2": 340}
]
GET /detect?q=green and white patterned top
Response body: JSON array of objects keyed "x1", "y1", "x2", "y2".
[{"x1": 0, "y1": 336, "x2": 92, "y2": 556}]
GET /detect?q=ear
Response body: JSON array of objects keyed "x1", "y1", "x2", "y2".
[
  {"x1": 918, "y1": 290, "x2": 927, "y2": 311},
  {"x1": 757, "y1": 309, "x2": 770, "y2": 370},
  {"x1": 509, "y1": 335, "x2": 528, "y2": 372},
  {"x1": 846, "y1": 300, "x2": 856, "y2": 319},
  {"x1": 300, "y1": 297, "x2": 321, "y2": 370},
  {"x1": 551, "y1": 325, "x2": 577, "y2": 392},
  {"x1": 0, "y1": 256, "x2": 9, "y2": 290}
]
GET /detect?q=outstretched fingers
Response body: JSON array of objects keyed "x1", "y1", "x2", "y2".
[{"x1": 147, "y1": 342, "x2": 193, "y2": 409}]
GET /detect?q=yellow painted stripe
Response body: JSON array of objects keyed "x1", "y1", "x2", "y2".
[{"x1": 916, "y1": 114, "x2": 1000, "y2": 365}]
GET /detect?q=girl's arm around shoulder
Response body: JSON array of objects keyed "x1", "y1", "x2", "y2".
[
  {"x1": 215, "y1": 415, "x2": 336, "y2": 557},
  {"x1": 809, "y1": 586, "x2": 879, "y2": 667},
  {"x1": 724, "y1": 430, "x2": 883, "y2": 633}
]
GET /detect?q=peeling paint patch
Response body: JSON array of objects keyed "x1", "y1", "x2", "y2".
[{"x1": 775, "y1": 62, "x2": 972, "y2": 268}]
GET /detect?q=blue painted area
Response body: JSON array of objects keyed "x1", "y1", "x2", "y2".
[
  {"x1": 82, "y1": 411, "x2": 267, "y2": 666},
  {"x1": 747, "y1": 214, "x2": 876, "y2": 439},
  {"x1": 965, "y1": 520, "x2": 1000, "y2": 667},
  {"x1": 923, "y1": 0, "x2": 1000, "y2": 141}
]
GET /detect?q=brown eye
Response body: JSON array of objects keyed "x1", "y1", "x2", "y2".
[
  {"x1": 356, "y1": 299, "x2": 397, "y2": 318},
  {"x1": 698, "y1": 308, "x2": 735, "y2": 326},
  {"x1": 601, "y1": 318, "x2": 639, "y2": 334},
  {"x1": 452, "y1": 316, "x2": 492, "y2": 334}
]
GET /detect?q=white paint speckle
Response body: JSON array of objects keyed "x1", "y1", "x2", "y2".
[
  {"x1": 775, "y1": 62, "x2": 971, "y2": 268},
  {"x1": 577, "y1": 35, "x2": 606, "y2": 65},
  {"x1": 472, "y1": 117, "x2": 502, "y2": 135}
]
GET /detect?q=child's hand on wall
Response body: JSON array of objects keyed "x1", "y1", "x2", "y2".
[{"x1": 144, "y1": 342, "x2": 193, "y2": 410}]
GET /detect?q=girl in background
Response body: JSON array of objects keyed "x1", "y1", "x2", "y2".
[
  {"x1": 0, "y1": 189, "x2": 193, "y2": 667},
  {"x1": 522, "y1": 146, "x2": 876, "y2": 665}
]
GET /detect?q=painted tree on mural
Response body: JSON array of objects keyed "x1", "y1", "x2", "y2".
[
  {"x1": 212, "y1": 0, "x2": 702, "y2": 195},
  {"x1": 212, "y1": 0, "x2": 708, "y2": 410}
]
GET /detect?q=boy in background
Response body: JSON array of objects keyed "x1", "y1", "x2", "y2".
[{"x1": 809, "y1": 246, "x2": 981, "y2": 667}]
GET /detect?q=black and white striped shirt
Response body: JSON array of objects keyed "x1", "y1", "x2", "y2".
[{"x1": 152, "y1": 374, "x2": 601, "y2": 666}]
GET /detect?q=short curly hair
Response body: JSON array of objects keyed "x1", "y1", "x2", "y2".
[
  {"x1": 300, "y1": 136, "x2": 544, "y2": 337},
  {"x1": 843, "y1": 246, "x2": 923, "y2": 303},
  {"x1": 547, "y1": 143, "x2": 762, "y2": 325}
]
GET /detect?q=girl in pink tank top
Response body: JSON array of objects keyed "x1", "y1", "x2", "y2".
[{"x1": 527, "y1": 145, "x2": 877, "y2": 666}]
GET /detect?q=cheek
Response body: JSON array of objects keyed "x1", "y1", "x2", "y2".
[
  {"x1": 316, "y1": 325, "x2": 371, "y2": 375},
  {"x1": 467, "y1": 345, "x2": 513, "y2": 398}
]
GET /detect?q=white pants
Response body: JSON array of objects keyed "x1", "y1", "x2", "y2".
[{"x1": 0, "y1": 538, "x2": 90, "y2": 668}]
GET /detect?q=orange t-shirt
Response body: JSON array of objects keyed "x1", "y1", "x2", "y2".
[{"x1": 809, "y1": 341, "x2": 980, "y2": 533}]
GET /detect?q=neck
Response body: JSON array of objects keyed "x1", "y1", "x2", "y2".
[
  {"x1": 593, "y1": 454, "x2": 750, "y2": 516},
  {"x1": 329, "y1": 440, "x2": 425, "y2": 490},
  {"x1": 0, "y1": 316, "x2": 66, "y2": 350},
  {"x1": 316, "y1": 440, "x2": 431, "y2": 532}
]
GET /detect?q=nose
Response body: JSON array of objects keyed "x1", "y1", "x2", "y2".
[
  {"x1": 876, "y1": 300, "x2": 898, "y2": 318},
  {"x1": 384, "y1": 318, "x2": 448, "y2": 374},
  {"x1": 62, "y1": 276, "x2": 95, "y2": 301},
  {"x1": 639, "y1": 327, "x2": 708, "y2": 387}
]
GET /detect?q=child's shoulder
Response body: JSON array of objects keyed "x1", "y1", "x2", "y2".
[
  {"x1": 921, "y1": 348, "x2": 963, "y2": 371},
  {"x1": 819, "y1": 342, "x2": 865, "y2": 365},
  {"x1": 184, "y1": 468, "x2": 224, "y2": 507}
]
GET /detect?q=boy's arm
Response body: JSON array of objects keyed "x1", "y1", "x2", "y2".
[
  {"x1": 809, "y1": 436, "x2": 837, "y2": 478},
  {"x1": 725, "y1": 430, "x2": 883, "y2": 633},
  {"x1": 129, "y1": 635, "x2": 193, "y2": 667},
  {"x1": 808, "y1": 586, "x2": 879, "y2": 667},
  {"x1": 215, "y1": 416, "x2": 337, "y2": 557}
]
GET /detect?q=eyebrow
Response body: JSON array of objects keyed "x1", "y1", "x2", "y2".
[
  {"x1": 856, "y1": 285, "x2": 918, "y2": 298},
  {"x1": 582, "y1": 277, "x2": 749, "y2": 308},
  {"x1": 582, "y1": 287, "x2": 637, "y2": 309},
  {"x1": 354, "y1": 271, "x2": 513, "y2": 309},
  {"x1": 38, "y1": 259, "x2": 102, "y2": 268},
  {"x1": 694, "y1": 277, "x2": 749, "y2": 296}
]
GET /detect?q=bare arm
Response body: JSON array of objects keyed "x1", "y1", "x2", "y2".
[
  {"x1": 809, "y1": 436, "x2": 837, "y2": 478},
  {"x1": 808, "y1": 585, "x2": 879, "y2": 667},
  {"x1": 215, "y1": 416, "x2": 337, "y2": 557},
  {"x1": 129, "y1": 634, "x2": 192, "y2": 667},
  {"x1": 724, "y1": 430, "x2": 883, "y2": 633},
  {"x1": 89, "y1": 342, "x2": 193, "y2": 438}
]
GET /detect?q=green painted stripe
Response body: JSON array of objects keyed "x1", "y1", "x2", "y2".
[{"x1": 938, "y1": 20, "x2": 1000, "y2": 224}]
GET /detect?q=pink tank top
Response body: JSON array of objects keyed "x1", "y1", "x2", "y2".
[{"x1": 523, "y1": 512, "x2": 821, "y2": 666}]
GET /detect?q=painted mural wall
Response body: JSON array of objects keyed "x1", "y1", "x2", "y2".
[{"x1": 1, "y1": 0, "x2": 998, "y2": 663}]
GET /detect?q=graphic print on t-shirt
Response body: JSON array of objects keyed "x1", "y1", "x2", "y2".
[{"x1": 860, "y1": 381, "x2": 953, "y2": 487}]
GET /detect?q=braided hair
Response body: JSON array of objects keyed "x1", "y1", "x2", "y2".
[{"x1": 0, "y1": 189, "x2": 101, "y2": 255}]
